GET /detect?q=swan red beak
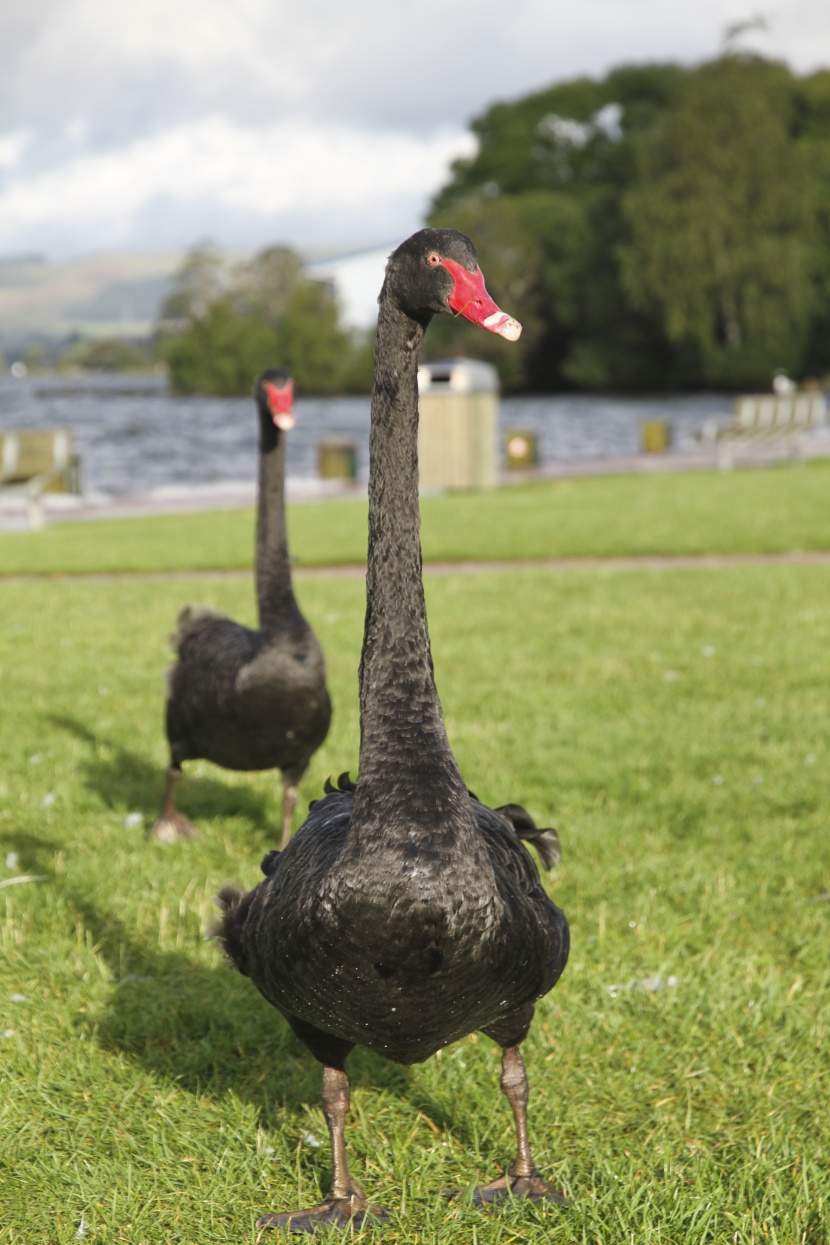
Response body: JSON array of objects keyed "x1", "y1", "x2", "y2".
[
  {"x1": 440, "y1": 258, "x2": 522, "y2": 341},
  {"x1": 263, "y1": 379, "x2": 295, "y2": 430}
]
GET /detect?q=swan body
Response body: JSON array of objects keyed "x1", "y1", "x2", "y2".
[
  {"x1": 216, "y1": 231, "x2": 569, "y2": 1231},
  {"x1": 222, "y1": 781, "x2": 565, "y2": 1066},
  {"x1": 152, "y1": 370, "x2": 331, "y2": 847}
]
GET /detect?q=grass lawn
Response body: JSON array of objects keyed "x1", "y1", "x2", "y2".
[
  {"x1": 1, "y1": 458, "x2": 829, "y2": 576},
  {"x1": 2, "y1": 561, "x2": 829, "y2": 1243}
]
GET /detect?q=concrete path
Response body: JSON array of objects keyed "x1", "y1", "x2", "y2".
[{"x1": 5, "y1": 549, "x2": 830, "y2": 586}]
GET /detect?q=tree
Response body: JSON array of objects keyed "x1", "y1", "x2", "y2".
[
  {"x1": 157, "y1": 241, "x2": 228, "y2": 327},
  {"x1": 429, "y1": 63, "x2": 692, "y2": 390},
  {"x1": 426, "y1": 190, "x2": 592, "y2": 390},
  {"x1": 162, "y1": 300, "x2": 277, "y2": 396},
  {"x1": 160, "y1": 242, "x2": 370, "y2": 395},
  {"x1": 428, "y1": 56, "x2": 830, "y2": 391},
  {"x1": 230, "y1": 246, "x2": 305, "y2": 326},
  {"x1": 619, "y1": 56, "x2": 817, "y2": 386},
  {"x1": 794, "y1": 68, "x2": 830, "y2": 377},
  {"x1": 61, "y1": 337, "x2": 152, "y2": 372},
  {"x1": 274, "y1": 280, "x2": 353, "y2": 393}
]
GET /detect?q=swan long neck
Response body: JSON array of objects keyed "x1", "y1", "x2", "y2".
[
  {"x1": 355, "y1": 297, "x2": 469, "y2": 814},
  {"x1": 255, "y1": 413, "x2": 302, "y2": 639}
]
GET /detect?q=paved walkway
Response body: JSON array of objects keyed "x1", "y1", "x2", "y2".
[{"x1": 5, "y1": 549, "x2": 830, "y2": 585}]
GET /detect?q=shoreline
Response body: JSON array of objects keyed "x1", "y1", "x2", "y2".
[{"x1": 2, "y1": 433, "x2": 829, "y2": 533}]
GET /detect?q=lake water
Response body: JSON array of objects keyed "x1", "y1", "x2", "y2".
[{"x1": 0, "y1": 374, "x2": 733, "y2": 496}]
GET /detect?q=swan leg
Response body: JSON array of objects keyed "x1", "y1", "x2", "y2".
[
  {"x1": 150, "y1": 766, "x2": 198, "y2": 843},
  {"x1": 257, "y1": 1066, "x2": 391, "y2": 1233},
  {"x1": 448, "y1": 1046, "x2": 568, "y2": 1207},
  {"x1": 279, "y1": 780, "x2": 298, "y2": 850}
]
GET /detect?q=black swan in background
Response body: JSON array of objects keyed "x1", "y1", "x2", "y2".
[
  {"x1": 216, "y1": 230, "x2": 570, "y2": 1231},
  {"x1": 151, "y1": 369, "x2": 332, "y2": 848}
]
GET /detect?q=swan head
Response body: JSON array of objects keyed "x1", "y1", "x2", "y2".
[
  {"x1": 255, "y1": 368, "x2": 295, "y2": 430},
  {"x1": 385, "y1": 228, "x2": 522, "y2": 341}
]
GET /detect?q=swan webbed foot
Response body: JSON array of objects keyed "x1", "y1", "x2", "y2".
[
  {"x1": 256, "y1": 1188, "x2": 392, "y2": 1234},
  {"x1": 279, "y1": 780, "x2": 299, "y2": 851},
  {"x1": 257, "y1": 1067, "x2": 392, "y2": 1233},
  {"x1": 151, "y1": 767, "x2": 196, "y2": 842},
  {"x1": 150, "y1": 811, "x2": 198, "y2": 843},
  {"x1": 446, "y1": 1167, "x2": 568, "y2": 1207},
  {"x1": 446, "y1": 1045, "x2": 568, "y2": 1209}
]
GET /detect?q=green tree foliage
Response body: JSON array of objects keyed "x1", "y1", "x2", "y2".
[
  {"x1": 619, "y1": 58, "x2": 816, "y2": 387},
  {"x1": 428, "y1": 56, "x2": 830, "y2": 391},
  {"x1": 273, "y1": 281, "x2": 354, "y2": 391},
  {"x1": 161, "y1": 300, "x2": 276, "y2": 396},
  {"x1": 796, "y1": 70, "x2": 830, "y2": 376},
  {"x1": 157, "y1": 241, "x2": 228, "y2": 326},
  {"x1": 160, "y1": 243, "x2": 373, "y2": 395},
  {"x1": 231, "y1": 245, "x2": 305, "y2": 325},
  {"x1": 60, "y1": 336, "x2": 154, "y2": 372}
]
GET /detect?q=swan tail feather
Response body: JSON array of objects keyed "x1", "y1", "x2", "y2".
[
  {"x1": 318, "y1": 772, "x2": 356, "y2": 802},
  {"x1": 309, "y1": 771, "x2": 357, "y2": 812},
  {"x1": 495, "y1": 802, "x2": 562, "y2": 870},
  {"x1": 260, "y1": 849, "x2": 281, "y2": 877},
  {"x1": 210, "y1": 884, "x2": 250, "y2": 974},
  {"x1": 169, "y1": 604, "x2": 227, "y2": 654}
]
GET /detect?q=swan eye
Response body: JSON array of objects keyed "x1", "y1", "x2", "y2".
[{"x1": 427, "y1": 253, "x2": 441, "y2": 266}]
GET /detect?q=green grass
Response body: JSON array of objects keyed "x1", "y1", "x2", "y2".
[
  {"x1": 2, "y1": 458, "x2": 830, "y2": 576},
  {"x1": 2, "y1": 563, "x2": 829, "y2": 1243}
]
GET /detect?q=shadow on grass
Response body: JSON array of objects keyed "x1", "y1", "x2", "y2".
[
  {"x1": 2, "y1": 829, "x2": 61, "y2": 878},
  {"x1": 68, "y1": 889, "x2": 413, "y2": 1120},
  {"x1": 49, "y1": 713, "x2": 275, "y2": 833},
  {"x1": 66, "y1": 887, "x2": 500, "y2": 1206},
  {"x1": 61, "y1": 889, "x2": 422, "y2": 1203}
]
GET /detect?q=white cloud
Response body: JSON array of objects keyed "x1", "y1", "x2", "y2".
[
  {"x1": 0, "y1": 131, "x2": 31, "y2": 171},
  {"x1": 0, "y1": 115, "x2": 475, "y2": 253},
  {"x1": 0, "y1": 0, "x2": 829, "y2": 255},
  {"x1": 7, "y1": 0, "x2": 827, "y2": 139}
]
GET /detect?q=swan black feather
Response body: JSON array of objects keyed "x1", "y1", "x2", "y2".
[
  {"x1": 215, "y1": 232, "x2": 569, "y2": 1229},
  {"x1": 151, "y1": 370, "x2": 331, "y2": 848}
]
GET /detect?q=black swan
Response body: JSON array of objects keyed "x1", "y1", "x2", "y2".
[
  {"x1": 215, "y1": 230, "x2": 570, "y2": 1231},
  {"x1": 151, "y1": 369, "x2": 332, "y2": 848}
]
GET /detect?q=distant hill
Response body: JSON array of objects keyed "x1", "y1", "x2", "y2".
[
  {"x1": 0, "y1": 242, "x2": 393, "y2": 350},
  {"x1": 0, "y1": 251, "x2": 183, "y2": 346}
]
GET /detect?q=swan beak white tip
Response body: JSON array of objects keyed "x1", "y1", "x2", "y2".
[{"x1": 482, "y1": 312, "x2": 523, "y2": 342}]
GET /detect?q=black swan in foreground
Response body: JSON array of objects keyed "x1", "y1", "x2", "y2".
[
  {"x1": 151, "y1": 369, "x2": 332, "y2": 848},
  {"x1": 216, "y1": 230, "x2": 570, "y2": 1231}
]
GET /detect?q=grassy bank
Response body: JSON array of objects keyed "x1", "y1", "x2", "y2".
[
  {"x1": 2, "y1": 563, "x2": 829, "y2": 1242},
  {"x1": 1, "y1": 459, "x2": 830, "y2": 576}
]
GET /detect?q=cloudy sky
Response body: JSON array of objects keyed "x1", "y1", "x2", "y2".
[{"x1": 1, "y1": 0, "x2": 829, "y2": 262}]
